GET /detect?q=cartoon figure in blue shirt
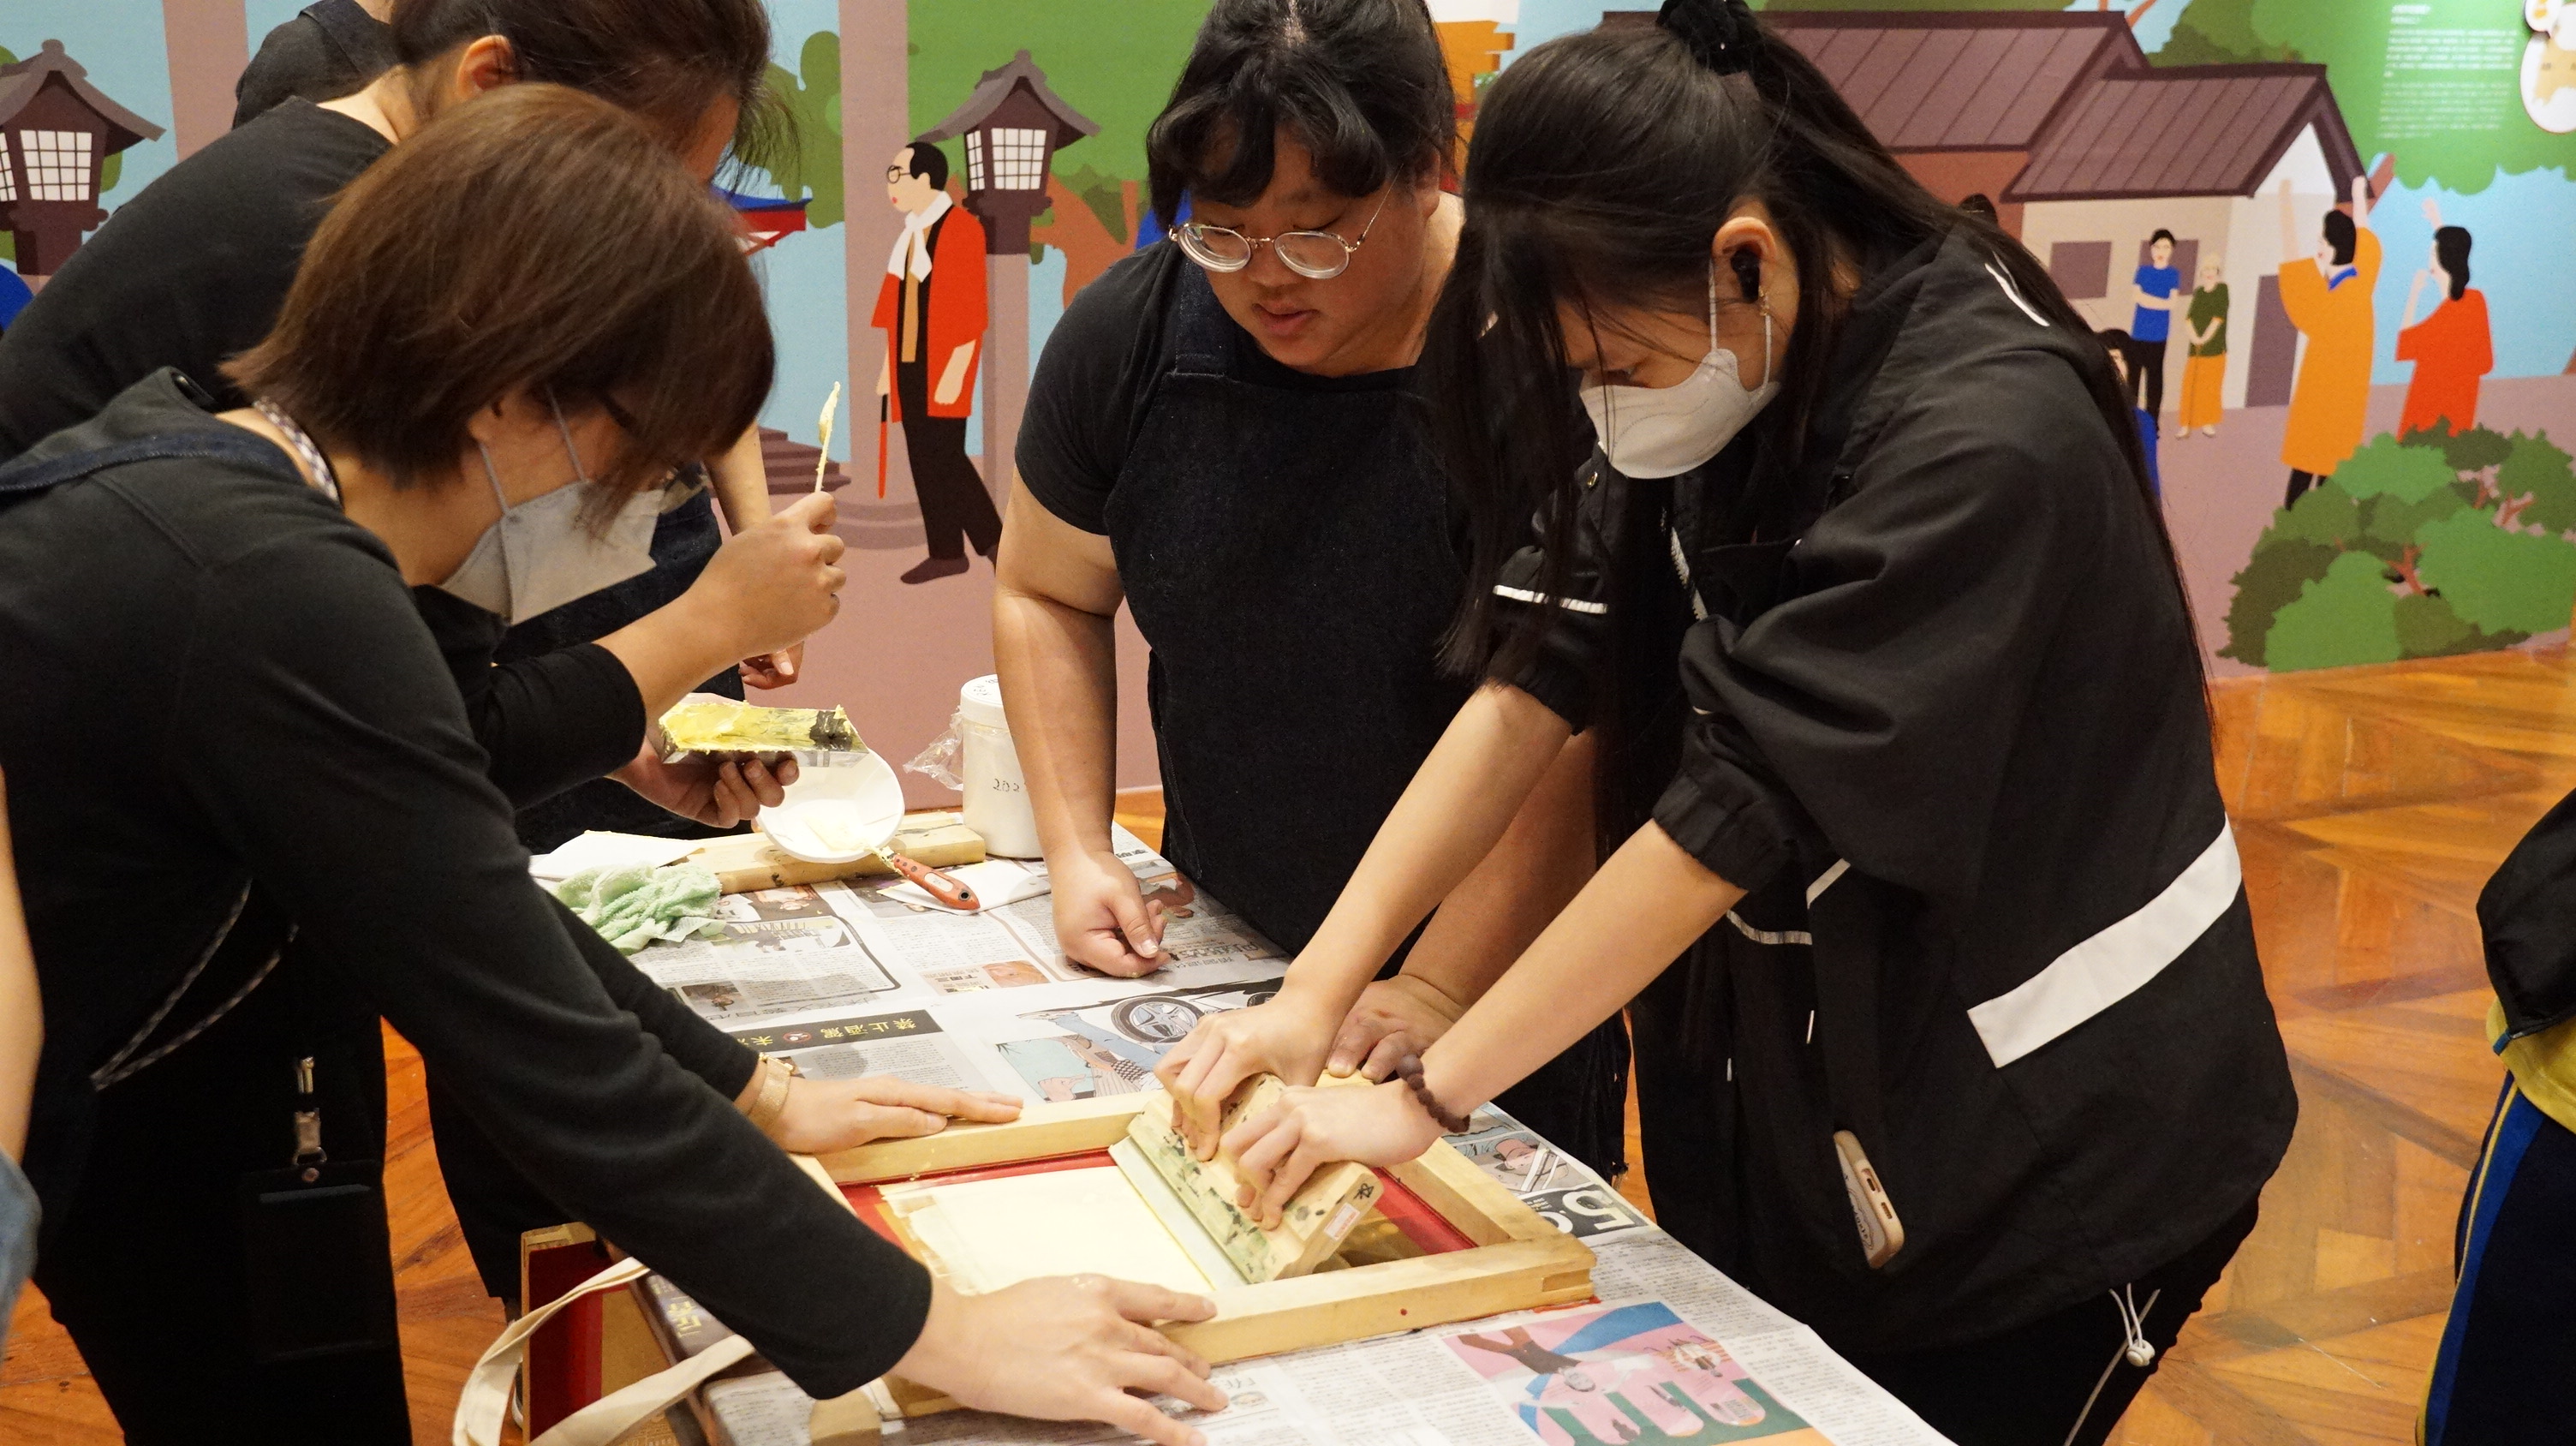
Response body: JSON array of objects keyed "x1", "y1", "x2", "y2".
[{"x1": 2124, "y1": 229, "x2": 2182, "y2": 426}]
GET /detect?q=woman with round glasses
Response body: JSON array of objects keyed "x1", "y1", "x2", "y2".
[{"x1": 994, "y1": 0, "x2": 1627, "y2": 1166}]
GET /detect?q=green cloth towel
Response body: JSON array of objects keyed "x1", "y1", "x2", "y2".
[{"x1": 557, "y1": 863, "x2": 725, "y2": 954}]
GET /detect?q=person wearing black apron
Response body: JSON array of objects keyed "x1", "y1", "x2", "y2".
[
  {"x1": 996, "y1": 0, "x2": 1625, "y2": 1172},
  {"x1": 1170, "y1": 8, "x2": 2296, "y2": 1445}
]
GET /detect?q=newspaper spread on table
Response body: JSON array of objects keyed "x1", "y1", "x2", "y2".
[{"x1": 587, "y1": 822, "x2": 1951, "y2": 1446}]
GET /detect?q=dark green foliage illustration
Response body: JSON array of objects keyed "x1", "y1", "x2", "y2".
[
  {"x1": 1058, "y1": 163, "x2": 1130, "y2": 244},
  {"x1": 2501, "y1": 433, "x2": 2576, "y2": 535},
  {"x1": 2225, "y1": 427, "x2": 2576, "y2": 672},
  {"x1": 2155, "y1": 0, "x2": 2305, "y2": 66},
  {"x1": 2265, "y1": 551, "x2": 2405, "y2": 671},
  {"x1": 2410, "y1": 421, "x2": 2515, "y2": 475},
  {"x1": 759, "y1": 32, "x2": 842, "y2": 228},
  {"x1": 2222, "y1": 537, "x2": 2335, "y2": 666}
]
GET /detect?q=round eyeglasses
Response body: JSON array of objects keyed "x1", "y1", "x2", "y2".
[{"x1": 1169, "y1": 194, "x2": 1389, "y2": 280}]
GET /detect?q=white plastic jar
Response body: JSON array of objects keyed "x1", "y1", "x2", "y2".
[{"x1": 957, "y1": 674, "x2": 1042, "y2": 857}]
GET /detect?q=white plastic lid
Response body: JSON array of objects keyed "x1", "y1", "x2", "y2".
[{"x1": 958, "y1": 673, "x2": 1008, "y2": 729}]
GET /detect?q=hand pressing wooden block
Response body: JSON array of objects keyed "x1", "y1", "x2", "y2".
[{"x1": 1127, "y1": 1077, "x2": 1381, "y2": 1282}]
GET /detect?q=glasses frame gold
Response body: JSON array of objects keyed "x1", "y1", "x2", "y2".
[{"x1": 1169, "y1": 192, "x2": 1392, "y2": 280}]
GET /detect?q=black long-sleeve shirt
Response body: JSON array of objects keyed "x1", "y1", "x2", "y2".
[
  {"x1": 0, "y1": 374, "x2": 930, "y2": 1395},
  {"x1": 0, "y1": 99, "x2": 643, "y2": 809}
]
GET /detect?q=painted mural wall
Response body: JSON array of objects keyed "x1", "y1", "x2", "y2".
[{"x1": 4, "y1": 0, "x2": 2572, "y2": 799}]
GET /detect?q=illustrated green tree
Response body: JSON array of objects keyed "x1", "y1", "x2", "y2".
[
  {"x1": 2391, "y1": 593, "x2": 2482, "y2": 657},
  {"x1": 2409, "y1": 421, "x2": 2514, "y2": 476},
  {"x1": 2155, "y1": 0, "x2": 2304, "y2": 66},
  {"x1": 2221, "y1": 537, "x2": 2334, "y2": 666},
  {"x1": 760, "y1": 32, "x2": 842, "y2": 228},
  {"x1": 2444, "y1": 426, "x2": 2516, "y2": 475},
  {"x1": 2498, "y1": 433, "x2": 2576, "y2": 535},
  {"x1": 1058, "y1": 163, "x2": 1130, "y2": 244},
  {"x1": 2264, "y1": 550, "x2": 2404, "y2": 671},
  {"x1": 2224, "y1": 427, "x2": 2573, "y2": 670},
  {"x1": 2333, "y1": 434, "x2": 2459, "y2": 508},
  {"x1": 2413, "y1": 507, "x2": 2576, "y2": 635}
]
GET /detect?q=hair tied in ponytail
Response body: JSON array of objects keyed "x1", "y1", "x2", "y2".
[{"x1": 1655, "y1": 0, "x2": 1757, "y2": 75}]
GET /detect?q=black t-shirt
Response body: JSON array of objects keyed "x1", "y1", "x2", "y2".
[
  {"x1": 0, "y1": 99, "x2": 642, "y2": 809},
  {"x1": 1017, "y1": 242, "x2": 1415, "y2": 535},
  {"x1": 234, "y1": 0, "x2": 398, "y2": 128},
  {"x1": 0, "y1": 99, "x2": 388, "y2": 457},
  {"x1": 0, "y1": 373, "x2": 931, "y2": 1397}
]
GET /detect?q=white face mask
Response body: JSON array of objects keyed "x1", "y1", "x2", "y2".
[
  {"x1": 438, "y1": 399, "x2": 661, "y2": 624},
  {"x1": 1577, "y1": 264, "x2": 1779, "y2": 480}
]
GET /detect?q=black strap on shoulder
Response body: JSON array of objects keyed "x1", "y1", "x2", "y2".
[
  {"x1": 0, "y1": 430, "x2": 292, "y2": 499},
  {"x1": 1165, "y1": 262, "x2": 1233, "y2": 379}
]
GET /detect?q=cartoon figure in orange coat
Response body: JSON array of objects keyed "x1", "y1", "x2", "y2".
[
  {"x1": 2395, "y1": 200, "x2": 2492, "y2": 439},
  {"x1": 2276, "y1": 174, "x2": 2380, "y2": 512},
  {"x1": 875, "y1": 139, "x2": 1001, "y2": 584}
]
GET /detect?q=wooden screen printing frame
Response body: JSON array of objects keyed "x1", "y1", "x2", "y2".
[
  {"x1": 516, "y1": 1095, "x2": 1597, "y2": 1437},
  {"x1": 819, "y1": 1092, "x2": 1598, "y2": 1419}
]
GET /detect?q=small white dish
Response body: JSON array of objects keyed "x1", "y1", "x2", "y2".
[{"x1": 757, "y1": 750, "x2": 906, "y2": 864}]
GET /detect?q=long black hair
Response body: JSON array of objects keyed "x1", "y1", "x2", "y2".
[
  {"x1": 1424, "y1": 0, "x2": 2178, "y2": 689},
  {"x1": 2435, "y1": 224, "x2": 2472, "y2": 300},
  {"x1": 1145, "y1": 0, "x2": 1455, "y2": 227}
]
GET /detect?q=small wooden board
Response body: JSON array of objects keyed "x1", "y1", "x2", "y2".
[{"x1": 685, "y1": 813, "x2": 985, "y2": 893}]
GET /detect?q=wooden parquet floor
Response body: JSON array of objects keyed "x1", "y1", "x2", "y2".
[{"x1": 8, "y1": 657, "x2": 2573, "y2": 1443}]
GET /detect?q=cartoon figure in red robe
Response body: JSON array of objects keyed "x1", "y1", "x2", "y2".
[
  {"x1": 2395, "y1": 200, "x2": 2492, "y2": 439},
  {"x1": 874, "y1": 139, "x2": 1001, "y2": 583}
]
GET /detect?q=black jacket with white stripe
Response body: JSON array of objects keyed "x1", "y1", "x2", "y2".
[{"x1": 1494, "y1": 229, "x2": 2297, "y2": 1352}]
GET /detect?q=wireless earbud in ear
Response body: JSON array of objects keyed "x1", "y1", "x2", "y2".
[{"x1": 1730, "y1": 248, "x2": 1762, "y2": 303}]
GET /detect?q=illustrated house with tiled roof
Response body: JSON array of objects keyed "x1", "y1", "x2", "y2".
[{"x1": 1767, "y1": 9, "x2": 2364, "y2": 410}]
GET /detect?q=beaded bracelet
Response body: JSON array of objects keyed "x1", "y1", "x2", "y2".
[{"x1": 1393, "y1": 1054, "x2": 1472, "y2": 1135}]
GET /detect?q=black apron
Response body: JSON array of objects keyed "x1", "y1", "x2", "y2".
[{"x1": 1102, "y1": 269, "x2": 1628, "y2": 1173}]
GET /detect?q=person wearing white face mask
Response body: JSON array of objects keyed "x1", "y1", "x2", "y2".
[
  {"x1": 1158, "y1": 5, "x2": 2293, "y2": 1446},
  {"x1": 0, "y1": 88, "x2": 1222, "y2": 1446}
]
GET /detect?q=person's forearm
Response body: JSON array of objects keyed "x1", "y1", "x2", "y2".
[
  {"x1": 555, "y1": 897, "x2": 759, "y2": 1098},
  {"x1": 1284, "y1": 684, "x2": 1571, "y2": 1019},
  {"x1": 993, "y1": 585, "x2": 1120, "y2": 860},
  {"x1": 708, "y1": 426, "x2": 773, "y2": 534},
  {"x1": 0, "y1": 778, "x2": 38, "y2": 1162},
  {"x1": 1400, "y1": 730, "x2": 1596, "y2": 1010},
  {"x1": 597, "y1": 595, "x2": 750, "y2": 724},
  {"x1": 1423, "y1": 821, "x2": 1743, "y2": 1110}
]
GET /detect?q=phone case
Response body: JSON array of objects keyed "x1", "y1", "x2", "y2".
[{"x1": 1834, "y1": 1128, "x2": 1905, "y2": 1270}]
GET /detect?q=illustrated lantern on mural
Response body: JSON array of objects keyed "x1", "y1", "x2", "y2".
[
  {"x1": 0, "y1": 40, "x2": 164, "y2": 279},
  {"x1": 925, "y1": 50, "x2": 1097, "y2": 254},
  {"x1": 920, "y1": 51, "x2": 1098, "y2": 497}
]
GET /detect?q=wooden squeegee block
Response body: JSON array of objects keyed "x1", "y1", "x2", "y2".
[{"x1": 1128, "y1": 1090, "x2": 1380, "y2": 1282}]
